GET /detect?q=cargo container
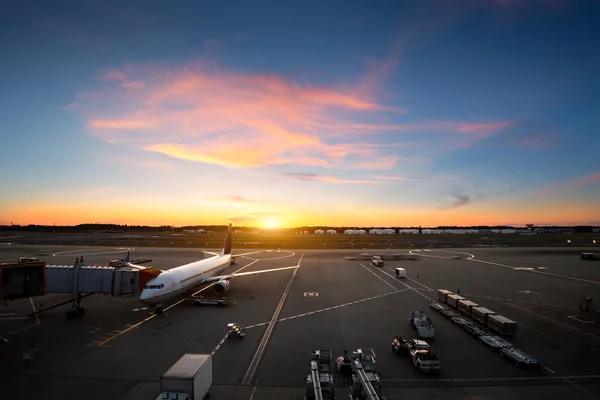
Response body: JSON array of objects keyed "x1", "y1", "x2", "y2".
[
  {"x1": 471, "y1": 307, "x2": 496, "y2": 325},
  {"x1": 457, "y1": 300, "x2": 479, "y2": 316},
  {"x1": 487, "y1": 315, "x2": 517, "y2": 336},
  {"x1": 160, "y1": 354, "x2": 212, "y2": 400},
  {"x1": 437, "y1": 289, "x2": 453, "y2": 303},
  {"x1": 446, "y1": 294, "x2": 465, "y2": 308}
]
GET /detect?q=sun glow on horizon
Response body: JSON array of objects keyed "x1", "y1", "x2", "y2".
[{"x1": 263, "y1": 219, "x2": 279, "y2": 229}]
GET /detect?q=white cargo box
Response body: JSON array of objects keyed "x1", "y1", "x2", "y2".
[
  {"x1": 161, "y1": 354, "x2": 213, "y2": 400},
  {"x1": 395, "y1": 268, "x2": 407, "y2": 278}
]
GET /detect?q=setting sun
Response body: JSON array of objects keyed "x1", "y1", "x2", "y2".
[{"x1": 264, "y1": 219, "x2": 279, "y2": 229}]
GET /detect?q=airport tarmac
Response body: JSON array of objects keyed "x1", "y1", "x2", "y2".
[{"x1": 1, "y1": 245, "x2": 599, "y2": 399}]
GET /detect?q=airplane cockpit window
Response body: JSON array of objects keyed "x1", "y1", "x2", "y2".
[{"x1": 144, "y1": 284, "x2": 165, "y2": 289}]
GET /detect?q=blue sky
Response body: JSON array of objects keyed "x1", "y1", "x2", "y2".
[{"x1": 1, "y1": 0, "x2": 599, "y2": 227}]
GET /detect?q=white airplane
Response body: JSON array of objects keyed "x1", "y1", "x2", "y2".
[{"x1": 126, "y1": 224, "x2": 299, "y2": 312}]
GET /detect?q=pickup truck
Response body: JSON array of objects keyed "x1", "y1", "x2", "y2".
[{"x1": 410, "y1": 349, "x2": 441, "y2": 374}]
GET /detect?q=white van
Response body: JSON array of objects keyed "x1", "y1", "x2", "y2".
[{"x1": 395, "y1": 268, "x2": 407, "y2": 279}]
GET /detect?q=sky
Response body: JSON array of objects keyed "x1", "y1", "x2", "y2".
[{"x1": 1, "y1": 0, "x2": 599, "y2": 228}]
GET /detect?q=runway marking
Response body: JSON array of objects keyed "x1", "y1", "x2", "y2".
[
  {"x1": 96, "y1": 259, "x2": 260, "y2": 347},
  {"x1": 409, "y1": 249, "x2": 475, "y2": 259},
  {"x1": 359, "y1": 263, "x2": 398, "y2": 291},
  {"x1": 367, "y1": 263, "x2": 436, "y2": 303},
  {"x1": 507, "y1": 302, "x2": 600, "y2": 339},
  {"x1": 467, "y1": 258, "x2": 600, "y2": 285},
  {"x1": 463, "y1": 293, "x2": 580, "y2": 310},
  {"x1": 241, "y1": 259, "x2": 300, "y2": 385},
  {"x1": 568, "y1": 316, "x2": 595, "y2": 324},
  {"x1": 29, "y1": 297, "x2": 40, "y2": 326},
  {"x1": 562, "y1": 377, "x2": 598, "y2": 398},
  {"x1": 248, "y1": 381, "x2": 259, "y2": 400},
  {"x1": 245, "y1": 289, "x2": 409, "y2": 329},
  {"x1": 545, "y1": 367, "x2": 556, "y2": 374},
  {"x1": 210, "y1": 333, "x2": 229, "y2": 355}
]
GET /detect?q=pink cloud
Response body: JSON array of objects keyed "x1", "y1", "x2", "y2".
[
  {"x1": 371, "y1": 175, "x2": 427, "y2": 182},
  {"x1": 540, "y1": 171, "x2": 600, "y2": 196},
  {"x1": 280, "y1": 173, "x2": 380, "y2": 184},
  {"x1": 74, "y1": 60, "x2": 514, "y2": 170}
]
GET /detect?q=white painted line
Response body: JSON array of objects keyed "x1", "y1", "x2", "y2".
[
  {"x1": 467, "y1": 258, "x2": 600, "y2": 285},
  {"x1": 0, "y1": 313, "x2": 16, "y2": 316},
  {"x1": 0, "y1": 316, "x2": 30, "y2": 321},
  {"x1": 545, "y1": 367, "x2": 556, "y2": 374},
  {"x1": 568, "y1": 316, "x2": 595, "y2": 324},
  {"x1": 359, "y1": 263, "x2": 398, "y2": 291},
  {"x1": 248, "y1": 379, "x2": 259, "y2": 400},
  {"x1": 242, "y1": 260, "x2": 300, "y2": 385},
  {"x1": 507, "y1": 303, "x2": 599, "y2": 339},
  {"x1": 246, "y1": 289, "x2": 409, "y2": 329},
  {"x1": 562, "y1": 377, "x2": 598, "y2": 398}
]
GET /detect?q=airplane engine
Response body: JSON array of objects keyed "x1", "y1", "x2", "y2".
[{"x1": 213, "y1": 279, "x2": 231, "y2": 294}]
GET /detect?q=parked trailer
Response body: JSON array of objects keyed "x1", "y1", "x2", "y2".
[
  {"x1": 457, "y1": 300, "x2": 479, "y2": 316},
  {"x1": 471, "y1": 307, "x2": 496, "y2": 325},
  {"x1": 446, "y1": 294, "x2": 465, "y2": 308},
  {"x1": 437, "y1": 289, "x2": 453, "y2": 303},
  {"x1": 487, "y1": 315, "x2": 517, "y2": 336},
  {"x1": 160, "y1": 354, "x2": 212, "y2": 400}
]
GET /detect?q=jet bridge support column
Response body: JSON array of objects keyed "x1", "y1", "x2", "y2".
[{"x1": 67, "y1": 257, "x2": 86, "y2": 318}]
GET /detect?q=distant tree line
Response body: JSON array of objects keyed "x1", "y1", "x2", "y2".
[{"x1": 1, "y1": 224, "x2": 598, "y2": 233}]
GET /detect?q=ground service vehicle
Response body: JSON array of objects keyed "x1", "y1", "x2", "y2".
[
  {"x1": 471, "y1": 307, "x2": 496, "y2": 325},
  {"x1": 437, "y1": 289, "x2": 452, "y2": 303},
  {"x1": 457, "y1": 300, "x2": 479, "y2": 316},
  {"x1": 446, "y1": 294, "x2": 465, "y2": 308},
  {"x1": 226, "y1": 323, "x2": 245, "y2": 338},
  {"x1": 304, "y1": 358, "x2": 336, "y2": 400},
  {"x1": 500, "y1": 347, "x2": 540, "y2": 368},
  {"x1": 487, "y1": 315, "x2": 517, "y2": 336},
  {"x1": 391, "y1": 336, "x2": 409, "y2": 355},
  {"x1": 409, "y1": 311, "x2": 435, "y2": 340},
  {"x1": 479, "y1": 335, "x2": 513, "y2": 350},
  {"x1": 372, "y1": 256, "x2": 384, "y2": 267},
  {"x1": 159, "y1": 353, "x2": 212, "y2": 400},
  {"x1": 410, "y1": 349, "x2": 441, "y2": 374},
  {"x1": 395, "y1": 268, "x2": 406, "y2": 278}
]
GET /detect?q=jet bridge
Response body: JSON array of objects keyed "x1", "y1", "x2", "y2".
[{"x1": 40, "y1": 258, "x2": 159, "y2": 317}]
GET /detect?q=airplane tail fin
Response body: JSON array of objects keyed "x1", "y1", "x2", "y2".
[
  {"x1": 220, "y1": 223, "x2": 232, "y2": 256},
  {"x1": 122, "y1": 251, "x2": 130, "y2": 263}
]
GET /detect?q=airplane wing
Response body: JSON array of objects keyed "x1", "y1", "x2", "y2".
[
  {"x1": 203, "y1": 251, "x2": 220, "y2": 256},
  {"x1": 126, "y1": 262, "x2": 158, "y2": 271},
  {"x1": 203, "y1": 265, "x2": 299, "y2": 283}
]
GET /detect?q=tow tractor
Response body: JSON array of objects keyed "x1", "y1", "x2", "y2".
[
  {"x1": 349, "y1": 348, "x2": 385, "y2": 400},
  {"x1": 410, "y1": 349, "x2": 441, "y2": 374},
  {"x1": 391, "y1": 336, "x2": 408, "y2": 355},
  {"x1": 226, "y1": 323, "x2": 245, "y2": 339},
  {"x1": 191, "y1": 296, "x2": 236, "y2": 306},
  {"x1": 304, "y1": 350, "x2": 336, "y2": 400}
]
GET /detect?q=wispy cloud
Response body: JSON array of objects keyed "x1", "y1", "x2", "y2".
[
  {"x1": 439, "y1": 192, "x2": 483, "y2": 210},
  {"x1": 279, "y1": 172, "x2": 380, "y2": 184},
  {"x1": 251, "y1": 211, "x2": 285, "y2": 216},
  {"x1": 73, "y1": 59, "x2": 514, "y2": 171},
  {"x1": 540, "y1": 171, "x2": 600, "y2": 196},
  {"x1": 371, "y1": 175, "x2": 427, "y2": 182}
]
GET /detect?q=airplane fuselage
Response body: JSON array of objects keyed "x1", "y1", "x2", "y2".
[{"x1": 139, "y1": 253, "x2": 232, "y2": 306}]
